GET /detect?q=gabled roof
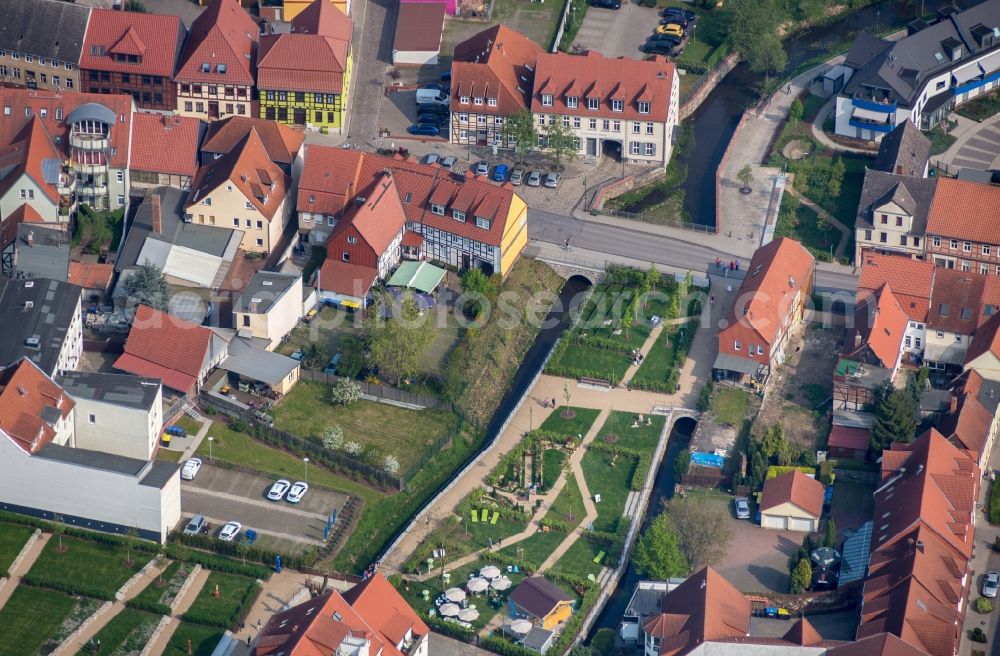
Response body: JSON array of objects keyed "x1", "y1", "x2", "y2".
[
  {"x1": 393, "y1": 1, "x2": 445, "y2": 53},
  {"x1": 927, "y1": 268, "x2": 987, "y2": 334},
  {"x1": 0, "y1": 358, "x2": 74, "y2": 454},
  {"x1": 722, "y1": 238, "x2": 814, "y2": 346},
  {"x1": 937, "y1": 370, "x2": 993, "y2": 457},
  {"x1": 830, "y1": 633, "x2": 931, "y2": 656},
  {"x1": 927, "y1": 176, "x2": 1000, "y2": 243},
  {"x1": 188, "y1": 129, "x2": 289, "y2": 220},
  {"x1": 341, "y1": 573, "x2": 429, "y2": 649},
  {"x1": 845, "y1": 284, "x2": 908, "y2": 369},
  {"x1": 258, "y1": 32, "x2": 350, "y2": 94},
  {"x1": 760, "y1": 470, "x2": 824, "y2": 517},
  {"x1": 330, "y1": 173, "x2": 406, "y2": 256},
  {"x1": 0, "y1": 0, "x2": 90, "y2": 64},
  {"x1": 0, "y1": 115, "x2": 62, "y2": 206},
  {"x1": 80, "y1": 8, "x2": 186, "y2": 77},
  {"x1": 292, "y1": 0, "x2": 353, "y2": 39},
  {"x1": 858, "y1": 252, "x2": 935, "y2": 323},
  {"x1": 966, "y1": 310, "x2": 1000, "y2": 364},
  {"x1": 873, "y1": 121, "x2": 930, "y2": 177},
  {"x1": 68, "y1": 262, "x2": 114, "y2": 291},
  {"x1": 130, "y1": 113, "x2": 203, "y2": 179},
  {"x1": 509, "y1": 576, "x2": 573, "y2": 619},
  {"x1": 855, "y1": 170, "x2": 937, "y2": 233},
  {"x1": 0, "y1": 203, "x2": 45, "y2": 247},
  {"x1": 316, "y1": 259, "x2": 377, "y2": 297},
  {"x1": 201, "y1": 116, "x2": 304, "y2": 166},
  {"x1": 782, "y1": 618, "x2": 823, "y2": 646},
  {"x1": 451, "y1": 24, "x2": 544, "y2": 115},
  {"x1": 176, "y1": 0, "x2": 258, "y2": 86}
]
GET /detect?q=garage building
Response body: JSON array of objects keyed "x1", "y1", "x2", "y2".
[
  {"x1": 392, "y1": 1, "x2": 446, "y2": 66},
  {"x1": 759, "y1": 470, "x2": 824, "y2": 532}
]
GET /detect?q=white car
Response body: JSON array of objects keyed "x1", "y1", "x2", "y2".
[
  {"x1": 286, "y1": 481, "x2": 309, "y2": 503},
  {"x1": 267, "y1": 479, "x2": 291, "y2": 501},
  {"x1": 180, "y1": 458, "x2": 202, "y2": 481},
  {"x1": 218, "y1": 521, "x2": 242, "y2": 542},
  {"x1": 984, "y1": 571, "x2": 1000, "y2": 598},
  {"x1": 544, "y1": 172, "x2": 561, "y2": 188}
]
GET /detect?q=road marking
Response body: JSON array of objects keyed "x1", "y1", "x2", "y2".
[{"x1": 182, "y1": 485, "x2": 332, "y2": 521}]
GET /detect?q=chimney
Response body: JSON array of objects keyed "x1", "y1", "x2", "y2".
[
  {"x1": 950, "y1": 395, "x2": 958, "y2": 414},
  {"x1": 26, "y1": 230, "x2": 33, "y2": 247},
  {"x1": 151, "y1": 194, "x2": 162, "y2": 234}
]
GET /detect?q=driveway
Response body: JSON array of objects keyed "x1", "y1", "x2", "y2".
[
  {"x1": 572, "y1": 1, "x2": 661, "y2": 58},
  {"x1": 716, "y1": 518, "x2": 803, "y2": 594},
  {"x1": 180, "y1": 464, "x2": 349, "y2": 547},
  {"x1": 950, "y1": 123, "x2": 1000, "y2": 171}
]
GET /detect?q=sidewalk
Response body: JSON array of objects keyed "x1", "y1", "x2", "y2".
[
  {"x1": 934, "y1": 111, "x2": 1000, "y2": 172},
  {"x1": 0, "y1": 532, "x2": 50, "y2": 612},
  {"x1": 958, "y1": 438, "x2": 1000, "y2": 654},
  {"x1": 143, "y1": 567, "x2": 210, "y2": 656}
]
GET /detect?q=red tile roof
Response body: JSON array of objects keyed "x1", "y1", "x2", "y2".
[
  {"x1": 298, "y1": 146, "x2": 519, "y2": 247},
  {"x1": 1, "y1": 203, "x2": 46, "y2": 247},
  {"x1": 201, "y1": 116, "x2": 304, "y2": 166},
  {"x1": 782, "y1": 618, "x2": 823, "y2": 646},
  {"x1": 340, "y1": 573, "x2": 428, "y2": 651},
  {"x1": 938, "y1": 370, "x2": 993, "y2": 457},
  {"x1": 393, "y1": 2, "x2": 446, "y2": 52},
  {"x1": 760, "y1": 470, "x2": 824, "y2": 517},
  {"x1": 723, "y1": 238, "x2": 814, "y2": 346},
  {"x1": 966, "y1": 310, "x2": 1000, "y2": 365},
  {"x1": 846, "y1": 284, "x2": 907, "y2": 369},
  {"x1": 130, "y1": 112, "x2": 203, "y2": 178},
  {"x1": 858, "y1": 252, "x2": 934, "y2": 323},
  {"x1": 0, "y1": 358, "x2": 74, "y2": 454},
  {"x1": 451, "y1": 24, "x2": 544, "y2": 115},
  {"x1": 926, "y1": 176, "x2": 1000, "y2": 244},
  {"x1": 829, "y1": 425, "x2": 871, "y2": 452},
  {"x1": 80, "y1": 9, "x2": 185, "y2": 78},
  {"x1": 401, "y1": 231, "x2": 423, "y2": 247},
  {"x1": 531, "y1": 49, "x2": 675, "y2": 122},
  {"x1": 292, "y1": 0, "x2": 353, "y2": 39},
  {"x1": 176, "y1": 0, "x2": 258, "y2": 86},
  {"x1": 0, "y1": 116, "x2": 62, "y2": 207},
  {"x1": 115, "y1": 305, "x2": 216, "y2": 394},
  {"x1": 259, "y1": 0, "x2": 351, "y2": 94},
  {"x1": 829, "y1": 633, "x2": 932, "y2": 656},
  {"x1": 331, "y1": 173, "x2": 406, "y2": 255},
  {"x1": 927, "y1": 268, "x2": 987, "y2": 334},
  {"x1": 68, "y1": 262, "x2": 114, "y2": 291},
  {"x1": 316, "y1": 259, "x2": 377, "y2": 297}
]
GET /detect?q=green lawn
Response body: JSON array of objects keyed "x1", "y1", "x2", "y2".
[
  {"x1": 0, "y1": 522, "x2": 33, "y2": 575},
  {"x1": 130, "y1": 560, "x2": 187, "y2": 611},
  {"x1": 174, "y1": 415, "x2": 202, "y2": 436},
  {"x1": 28, "y1": 536, "x2": 154, "y2": 599},
  {"x1": 164, "y1": 623, "x2": 226, "y2": 656},
  {"x1": 182, "y1": 572, "x2": 258, "y2": 628},
  {"x1": 75, "y1": 608, "x2": 159, "y2": 656},
  {"x1": 711, "y1": 388, "x2": 750, "y2": 427},
  {"x1": 925, "y1": 125, "x2": 957, "y2": 156},
  {"x1": 272, "y1": 382, "x2": 459, "y2": 473},
  {"x1": 775, "y1": 194, "x2": 841, "y2": 261},
  {"x1": 449, "y1": 510, "x2": 529, "y2": 558},
  {"x1": 630, "y1": 325, "x2": 679, "y2": 390},
  {"x1": 538, "y1": 407, "x2": 601, "y2": 441},
  {"x1": 548, "y1": 537, "x2": 606, "y2": 580},
  {"x1": 549, "y1": 342, "x2": 630, "y2": 386},
  {"x1": 157, "y1": 449, "x2": 185, "y2": 463},
  {"x1": 595, "y1": 411, "x2": 665, "y2": 451},
  {"x1": 580, "y1": 450, "x2": 636, "y2": 533},
  {"x1": 497, "y1": 529, "x2": 567, "y2": 568},
  {"x1": 549, "y1": 473, "x2": 587, "y2": 525},
  {"x1": 0, "y1": 585, "x2": 76, "y2": 656},
  {"x1": 540, "y1": 449, "x2": 566, "y2": 491}
]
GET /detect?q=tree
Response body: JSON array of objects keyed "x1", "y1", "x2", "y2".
[
  {"x1": 51, "y1": 513, "x2": 66, "y2": 552},
  {"x1": 331, "y1": 378, "x2": 362, "y2": 405},
  {"x1": 906, "y1": 367, "x2": 930, "y2": 406},
  {"x1": 123, "y1": 261, "x2": 171, "y2": 312},
  {"x1": 124, "y1": 0, "x2": 148, "y2": 11},
  {"x1": 502, "y1": 109, "x2": 538, "y2": 164},
  {"x1": 758, "y1": 423, "x2": 787, "y2": 463},
  {"x1": 789, "y1": 98, "x2": 804, "y2": 126},
  {"x1": 665, "y1": 497, "x2": 733, "y2": 569},
  {"x1": 696, "y1": 380, "x2": 713, "y2": 412},
  {"x1": 383, "y1": 454, "x2": 400, "y2": 475},
  {"x1": 338, "y1": 335, "x2": 366, "y2": 380},
  {"x1": 870, "y1": 389, "x2": 918, "y2": 452},
  {"x1": 790, "y1": 557, "x2": 812, "y2": 594},
  {"x1": 322, "y1": 425, "x2": 344, "y2": 450},
  {"x1": 747, "y1": 34, "x2": 787, "y2": 84},
  {"x1": 633, "y1": 512, "x2": 689, "y2": 580},
  {"x1": 124, "y1": 527, "x2": 140, "y2": 566},
  {"x1": 674, "y1": 449, "x2": 691, "y2": 480},
  {"x1": 301, "y1": 343, "x2": 328, "y2": 371},
  {"x1": 563, "y1": 382, "x2": 571, "y2": 408},
  {"x1": 543, "y1": 120, "x2": 579, "y2": 168},
  {"x1": 726, "y1": 0, "x2": 781, "y2": 61},
  {"x1": 823, "y1": 518, "x2": 837, "y2": 548},
  {"x1": 365, "y1": 290, "x2": 434, "y2": 384},
  {"x1": 460, "y1": 267, "x2": 496, "y2": 318},
  {"x1": 737, "y1": 164, "x2": 754, "y2": 192},
  {"x1": 827, "y1": 157, "x2": 846, "y2": 198}
]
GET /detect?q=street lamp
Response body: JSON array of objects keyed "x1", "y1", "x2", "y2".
[
  {"x1": 303, "y1": 457, "x2": 310, "y2": 484},
  {"x1": 207, "y1": 436, "x2": 214, "y2": 461}
]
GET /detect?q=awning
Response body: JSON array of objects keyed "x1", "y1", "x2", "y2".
[
  {"x1": 953, "y1": 62, "x2": 982, "y2": 85},
  {"x1": 712, "y1": 353, "x2": 760, "y2": 375},
  {"x1": 852, "y1": 107, "x2": 891, "y2": 122},
  {"x1": 838, "y1": 520, "x2": 872, "y2": 585},
  {"x1": 978, "y1": 50, "x2": 1000, "y2": 75},
  {"x1": 387, "y1": 261, "x2": 447, "y2": 294}
]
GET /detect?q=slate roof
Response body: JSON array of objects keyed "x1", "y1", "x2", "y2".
[
  {"x1": 858, "y1": 252, "x2": 935, "y2": 323},
  {"x1": 130, "y1": 113, "x2": 204, "y2": 178},
  {"x1": 12, "y1": 223, "x2": 69, "y2": 282},
  {"x1": 0, "y1": 358, "x2": 74, "y2": 454},
  {"x1": 873, "y1": 121, "x2": 931, "y2": 177},
  {"x1": 855, "y1": 170, "x2": 937, "y2": 233},
  {"x1": 760, "y1": 470, "x2": 824, "y2": 518},
  {"x1": 509, "y1": 576, "x2": 573, "y2": 619},
  {"x1": 201, "y1": 116, "x2": 303, "y2": 166},
  {"x1": 80, "y1": 8, "x2": 186, "y2": 78},
  {"x1": 176, "y1": 0, "x2": 258, "y2": 86},
  {"x1": 0, "y1": 277, "x2": 82, "y2": 375},
  {"x1": 393, "y1": 2, "x2": 445, "y2": 52},
  {"x1": 926, "y1": 176, "x2": 1000, "y2": 243},
  {"x1": 0, "y1": 0, "x2": 90, "y2": 65},
  {"x1": 236, "y1": 271, "x2": 299, "y2": 314},
  {"x1": 451, "y1": 24, "x2": 544, "y2": 115}
]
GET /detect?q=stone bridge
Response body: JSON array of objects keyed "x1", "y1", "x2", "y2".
[{"x1": 531, "y1": 255, "x2": 606, "y2": 285}]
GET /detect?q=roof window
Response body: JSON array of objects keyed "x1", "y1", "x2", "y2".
[{"x1": 201, "y1": 63, "x2": 210, "y2": 73}]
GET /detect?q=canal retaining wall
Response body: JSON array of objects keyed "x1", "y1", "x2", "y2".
[{"x1": 679, "y1": 51, "x2": 740, "y2": 121}]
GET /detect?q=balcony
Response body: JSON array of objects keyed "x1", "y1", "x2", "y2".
[
  {"x1": 70, "y1": 132, "x2": 110, "y2": 151},
  {"x1": 73, "y1": 162, "x2": 109, "y2": 176},
  {"x1": 78, "y1": 181, "x2": 108, "y2": 196}
]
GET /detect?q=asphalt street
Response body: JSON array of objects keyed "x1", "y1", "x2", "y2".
[{"x1": 527, "y1": 208, "x2": 859, "y2": 296}]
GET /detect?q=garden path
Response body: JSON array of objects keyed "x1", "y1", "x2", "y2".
[
  {"x1": 623, "y1": 323, "x2": 664, "y2": 385},
  {"x1": 0, "y1": 532, "x2": 50, "y2": 613},
  {"x1": 53, "y1": 557, "x2": 173, "y2": 656},
  {"x1": 143, "y1": 567, "x2": 210, "y2": 656},
  {"x1": 809, "y1": 99, "x2": 878, "y2": 155},
  {"x1": 781, "y1": 184, "x2": 851, "y2": 261}
]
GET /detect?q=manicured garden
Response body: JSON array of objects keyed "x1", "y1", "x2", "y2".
[
  {"x1": 0, "y1": 522, "x2": 33, "y2": 575},
  {"x1": 711, "y1": 388, "x2": 750, "y2": 427},
  {"x1": 594, "y1": 411, "x2": 666, "y2": 451},
  {"x1": 164, "y1": 623, "x2": 226, "y2": 656},
  {"x1": 497, "y1": 529, "x2": 567, "y2": 568},
  {"x1": 0, "y1": 586, "x2": 76, "y2": 656},
  {"x1": 75, "y1": 608, "x2": 159, "y2": 656},
  {"x1": 549, "y1": 474, "x2": 587, "y2": 525},
  {"x1": 548, "y1": 537, "x2": 606, "y2": 581},
  {"x1": 956, "y1": 89, "x2": 1000, "y2": 122},
  {"x1": 538, "y1": 407, "x2": 601, "y2": 440},
  {"x1": 540, "y1": 449, "x2": 566, "y2": 491},
  {"x1": 25, "y1": 536, "x2": 154, "y2": 600},
  {"x1": 580, "y1": 450, "x2": 637, "y2": 533},
  {"x1": 181, "y1": 571, "x2": 260, "y2": 629},
  {"x1": 129, "y1": 560, "x2": 190, "y2": 615}
]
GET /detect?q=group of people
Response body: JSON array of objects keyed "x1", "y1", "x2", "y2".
[
  {"x1": 714, "y1": 257, "x2": 741, "y2": 272},
  {"x1": 541, "y1": 397, "x2": 558, "y2": 408}
]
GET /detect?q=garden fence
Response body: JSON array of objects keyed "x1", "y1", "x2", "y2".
[{"x1": 299, "y1": 370, "x2": 448, "y2": 410}]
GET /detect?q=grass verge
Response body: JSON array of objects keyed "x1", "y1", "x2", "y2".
[{"x1": 0, "y1": 585, "x2": 76, "y2": 656}]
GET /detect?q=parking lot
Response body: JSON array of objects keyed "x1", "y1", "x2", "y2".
[
  {"x1": 571, "y1": 1, "x2": 662, "y2": 58},
  {"x1": 381, "y1": 89, "x2": 450, "y2": 142},
  {"x1": 179, "y1": 464, "x2": 350, "y2": 548}
]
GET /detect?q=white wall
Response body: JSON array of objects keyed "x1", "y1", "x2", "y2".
[
  {"x1": 0, "y1": 175, "x2": 59, "y2": 223},
  {"x1": 393, "y1": 50, "x2": 439, "y2": 66},
  {"x1": 55, "y1": 293, "x2": 84, "y2": 376},
  {"x1": 903, "y1": 320, "x2": 926, "y2": 356},
  {"x1": 72, "y1": 388, "x2": 162, "y2": 461}
]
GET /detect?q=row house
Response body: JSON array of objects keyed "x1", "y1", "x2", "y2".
[
  {"x1": 925, "y1": 176, "x2": 1000, "y2": 277},
  {"x1": 79, "y1": 9, "x2": 186, "y2": 112},
  {"x1": 258, "y1": 0, "x2": 353, "y2": 131},
  {"x1": 0, "y1": 0, "x2": 88, "y2": 93},
  {"x1": 937, "y1": 368, "x2": 1000, "y2": 469},
  {"x1": 857, "y1": 252, "x2": 935, "y2": 357},
  {"x1": 129, "y1": 112, "x2": 204, "y2": 190},
  {"x1": 174, "y1": 0, "x2": 258, "y2": 121},
  {"x1": 200, "y1": 115, "x2": 304, "y2": 177},
  {"x1": 925, "y1": 267, "x2": 1000, "y2": 372},
  {"x1": 853, "y1": 169, "x2": 937, "y2": 264}
]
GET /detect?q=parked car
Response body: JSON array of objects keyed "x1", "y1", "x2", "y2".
[
  {"x1": 656, "y1": 23, "x2": 685, "y2": 37},
  {"x1": 287, "y1": 481, "x2": 309, "y2": 503},
  {"x1": 527, "y1": 170, "x2": 543, "y2": 187},
  {"x1": 510, "y1": 168, "x2": 525, "y2": 185},
  {"x1": 417, "y1": 102, "x2": 449, "y2": 115},
  {"x1": 180, "y1": 458, "x2": 202, "y2": 481},
  {"x1": 324, "y1": 352, "x2": 342, "y2": 375},
  {"x1": 421, "y1": 82, "x2": 448, "y2": 93},
  {"x1": 290, "y1": 349, "x2": 304, "y2": 361},
  {"x1": 663, "y1": 6, "x2": 696, "y2": 21},
  {"x1": 641, "y1": 42, "x2": 679, "y2": 55},
  {"x1": 415, "y1": 89, "x2": 449, "y2": 105},
  {"x1": 589, "y1": 0, "x2": 621, "y2": 8},
  {"x1": 647, "y1": 32, "x2": 682, "y2": 44},
  {"x1": 267, "y1": 479, "x2": 292, "y2": 501},
  {"x1": 492, "y1": 164, "x2": 510, "y2": 181},
  {"x1": 984, "y1": 571, "x2": 1000, "y2": 598},
  {"x1": 440, "y1": 156, "x2": 458, "y2": 170},
  {"x1": 543, "y1": 172, "x2": 560, "y2": 188},
  {"x1": 183, "y1": 514, "x2": 206, "y2": 535},
  {"x1": 417, "y1": 114, "x2": 445, "y2": 128},
  {"x1": 734, "y1": 497, "x2": 751, "y2": 520},
  {"x1": 218, "y1": 521, "x2": 242, "y2": 542},
  {"x1": 408, "y1": 123, "x2": 440, "y2": 136},
  {"x1": 473, "y1": 160, "x2": 490, "y2": 175},
  {"x1": 422, "y1": 153, "x2": 440, "y2": 165},
  {"x1": 660, "y1": 15, "x2": 688, "y2": 27}
]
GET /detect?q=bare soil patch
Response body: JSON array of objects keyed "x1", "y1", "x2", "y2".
[{"x1": 782, "y1": 139, "x2": 811, "y2": 160}]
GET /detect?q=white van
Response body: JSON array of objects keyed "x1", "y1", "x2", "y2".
[{"x1": 415, "y1": 88, "x2": 449, "y2": 106}]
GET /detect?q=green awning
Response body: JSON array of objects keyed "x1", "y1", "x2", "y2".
[{"x1": 387, "y1": 261, "x2": 446, "y2": 294}]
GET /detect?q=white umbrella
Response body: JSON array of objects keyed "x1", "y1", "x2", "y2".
[
  {"x1": 445, "y1": 587, "x2": 466, "y2": 603},
  {"x1": 491, "y1": 576, "x2": 512, "y2": 591},
  {"x1": 439, "y1": 602, "x2": 461, "y2": 617},
  {"x1": 458, "y1": 608, "x2": 480, "y2": 622},
  {"x1": 467, "y1": 577, "x2": 489, "y2": 593},
  {"x1": 510, "y1": 619, "x2": 532, "y2": 634},
  {"x1": 480, "y1": 565, "x2": 502, "y2": 580}
]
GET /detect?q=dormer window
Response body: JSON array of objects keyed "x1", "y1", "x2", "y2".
[
  {"x1": 460, "y1": 95, "x2": 469, "y2": 104},
  {"x1": 431, "y1": 203, "x2": 445, "y2": 215},
  {"x1": 488, "y1": 97, "x2": 497, "y2": 107},
  {"x1": 475, "y1": 216, "x2": 490, "y2": 229},
  {"x1": 473, "y1": 97, "x2": 483, "y2": 105},
  {"x1": 201, "y1": 63, "x2": 210, "y2": 73},
  {"x1": 611, "y1": 99, "x2": 624, "y2": 112},
  {"x1": 542, "y1": 94, "x2": 553, "y2": 107},
  {"x1": 566, "y1": 96, "x2": 578, "y2": 108},
  {"x1": 587, "y1": 97, "x2": 599, "y2": 110},
  {"x1": 217, "y1": 64, "x2": 226, "y2": 74},
  {"x1": 638, "y1": 101, "x2": 650, "y2": 114},
  {"x1": 453, "y1": 209, "x2": 466, "y2": 221}
]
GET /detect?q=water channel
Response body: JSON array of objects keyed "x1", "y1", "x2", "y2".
[{"x1": 683, "y1": 0, "x2": 952, "y2": 228}]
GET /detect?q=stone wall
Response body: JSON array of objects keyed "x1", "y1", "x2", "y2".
[{"x1": 679, "y1": 52, "x2": 740, "y2": 121}]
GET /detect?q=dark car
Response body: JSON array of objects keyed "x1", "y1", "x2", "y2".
[
  {"x1": 589, "y1": 0, "x2": 621, "y2": 8},
  {"x1": 646, "y1": 33, "x2": 682, "y2": 45},
  {"x1": 418, "y1": 112, "x2": 446, "y2": 125},
  {"x1": 417, "y1": 102, "x2": 449, "y2": 115},
  {"x1": 408, "y1": 123, "x2": 440, "y2": 136},
  {"x1": 641, "y1": 41, "x2": 678, "y2": 56},
  {"x1": 660, "y1": 15, "x2": 689, "y2": 27},
  {"x1": 663, "y1": 6, "x2": 696, "y2": 21}
]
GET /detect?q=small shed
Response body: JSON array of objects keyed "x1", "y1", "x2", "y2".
[
  {"x1": 522, "y1": 626, "x2": 555, "y2": 654},
  {"x1": 823, "y1": 65, "x2": 849, "y2": 94},
  {"x1": 760, "y1": 470, "x2": 824, "y2": 532},
  {"x1": 392, "y1": 1, "x2": 446, "y2": 66},
  {"x1": 508, "y1": 576, "x2": 574, "y2": 631}
]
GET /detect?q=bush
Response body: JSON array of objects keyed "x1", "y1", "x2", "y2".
[
  {"x1": 790, "y1": 557, "x2": 812, "y2": 594},
  {"x1": 165, "y1": 542, "x2": 272, "y2": 579},
  {"x1": 976, "y1": 597, "x2": 995, "y2": 614},
  {"x1": 20, "y1": 575, "x2": 116, "y2": 601},
  {"x1": 990, "y1": 480, "x2": 1000, "y2": 525},
  {"x1": 674, "y1": 450, "x2": 691, "y2": 480},
  {"x1": 696, "y1": 381, "x2": 713, "y2": 412},
  {"x1": 482, "y1": 636, "x2": 538, "y2": 656},
  {"x1": 421, "y1": 611, "x2": 475, "y2": 641},
  {"x1": 972, "y1": 628, "x2": 988, "y2": 643},
  {"x1": 126, "y1": 597, "x2": 172, "y2": 616}
]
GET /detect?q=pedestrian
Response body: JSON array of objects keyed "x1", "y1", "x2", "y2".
[
  {"x1": 715, "y1": 257, "x2": 722, "y2": 269},
  {"x1": 247, "y1": 636, "x2": 252, "y2": 646},
  {"x1": 786, "y1": 84, "x2": 791, "y2": 95},
  {"x1": 736, "y1": 258, "x2": 741, "y2": 271},
  {"x1": 257, "y1": 619, "x2": 262, "y2": 631},
  {"x1": 710, "y1": 294, "x2": 715, "y2": 308},
  {"x1": 729, "y1": 260, "x2": 735, "y2": 271},
  {"x1": 552, "y1": 397, "x2": 557, "y2": 408}
]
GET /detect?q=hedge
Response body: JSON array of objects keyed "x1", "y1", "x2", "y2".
[
  {"x1": 419, "y1": 611, "x2": 475, "y2": 641},
  {"x1": 675, "y1": 59, "x2": 711, "y2": 74},
  {"x1": 482, "y1": 635, "x2": 538, "y2": 656},
  {"x1": 165, "y1": 542, "x2": 271, "y2": 579},
  {"x1": 480, "y1": 550, "x2": 538, "y2": 574},
  {"x1": 126, "y1": 597, "x2": 172, "y2": 616},
  {"x1": 181, "y1": 577, "x2": 260, "y2": 629},
  {"x1": 631, "y1": 453, "x2": 651, "y2": 492},
  {"x1": 19, "y1": 575, "x2": 115, "y2": 601},
  {"x1": 550, "y1": 586, "x2": 601, "y2": 654},
  {"x1": 990, "y1": 480, "x2": 1000, "y2": 525},
  {"x1": 169, "y1": 532, "x2": 308, "y2": 575},
  {"x1": 0, "y1": 510, "x2": 161, "y2": 553},
  {"x1": 539, "y1": 516, "x2": 572, "y2": 533},
  {"x1": 765, "y1": 465, "x2": 816, "y2": 480}
]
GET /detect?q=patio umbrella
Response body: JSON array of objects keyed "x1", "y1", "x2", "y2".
[
  {"x1": 810, "y1": 547, "x2": 841, "y2": 568},
  {"x1": 439, "y1": 603, "x2": 461, "y2": 617},
  {"x1": 467, "y1": 577, "x2": 489, "y2": 593},
  {"x1": 491, "y1": 576, "x2": 512, "y2": 591},
  {"x1": 458, "y1": 608, "x2": 480, "y2": 622},
  {"x1": 445, "y1": 587, "x2": 467, "y2": 603},
  {"x1": 480, "y1": 565, "x2": 502, "y2": 580},
  {"x1": 510, "y1": 619, "x2": 532, "y2": 634}
]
